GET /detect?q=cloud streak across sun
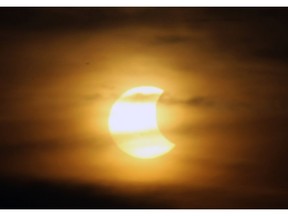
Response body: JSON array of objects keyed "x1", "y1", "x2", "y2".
[{"x1": 108, "y1": 86, "x2": 174, "y2": 159}]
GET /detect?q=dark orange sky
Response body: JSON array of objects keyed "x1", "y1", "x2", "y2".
[{"x1": 0, "y1": 8, "x2": 288, "y2": 208}]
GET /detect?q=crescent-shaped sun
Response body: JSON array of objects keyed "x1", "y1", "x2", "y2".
[{"x1": 108, "y1": 86, "x2": 175, "y2": 159}]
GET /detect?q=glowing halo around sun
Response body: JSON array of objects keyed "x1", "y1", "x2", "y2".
[{"x1": 108, "y1": 86, "x2": 175, "y2": 159}]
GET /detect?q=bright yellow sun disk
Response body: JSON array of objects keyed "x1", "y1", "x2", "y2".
[
  {"x1": 108, "y1": 86, "x2": 174, "y2": 159},
  {"x1": 109, "y1": 102, "x2": 157, "y2": 133},
  {"x1": 126, "y1": 135, "x2": 173, "y2": 159}
]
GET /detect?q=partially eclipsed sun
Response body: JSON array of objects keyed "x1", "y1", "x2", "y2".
[{"x1": 108, "y1": 86, "x2": 175, "y2": 159}]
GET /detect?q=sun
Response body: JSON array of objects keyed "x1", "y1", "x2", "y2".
[{"x1": 108, "y1": 86, "x2": 175, "y2": 159}]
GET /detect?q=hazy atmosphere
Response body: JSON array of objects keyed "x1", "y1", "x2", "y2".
[{"x1": 0, "y1": 8, "x2": 288, "y2": 208}]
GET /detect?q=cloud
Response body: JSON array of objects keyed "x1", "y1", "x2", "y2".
[
  {"x1": 83, "y1": 92, "x2": 224, "y2": 109},
  {"x1": 1, "y1": 174, "x2": 287, "y2": 208},
  {"x1": 185, "y1": 97, "x2": 215, "y2": 107},
  {"x1": 150, "y1": 35, "x2": 191, "y2": 45},
  {"x1": 83, "y1": 92, "x2": 117, "y2": 103},
  {"x1": 159, "y1": 95, "x2": 214, "y2": 107},
  {"x1": 0, "y1": 177, "x2": 170, "y2": 208},
  {"x1": 83, "y1": 93, "x2": 104, "y2": 101},
  {"x1": 122, "y1": 93, "x2": 160, "y2": 102},
  {"x1": 159, "y1": 94, "x2": 248, "y2": 111}
]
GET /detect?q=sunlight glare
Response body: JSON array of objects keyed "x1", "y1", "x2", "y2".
[{"x1": 108, "y1": 86, "x2": 174, "y2": 159}]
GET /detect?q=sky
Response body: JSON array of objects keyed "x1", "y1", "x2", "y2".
[{"x1": 0, "y1": 8, "x2": 288, "y2": 208}]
